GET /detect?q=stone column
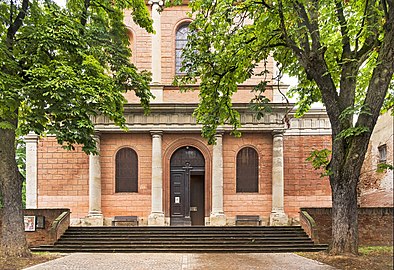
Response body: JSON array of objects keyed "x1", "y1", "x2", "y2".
[
  {"x1": 86, "y1": 134, "x2": 103, "y2": 226},
  {"x1": 148, "y1": 0, "x2": 164, "y2": 103},
  {"x1": 25, "y1": 132, "x2": 38, "y2": 209},
  {"x1": 270, "y1": 130, "x2": 288, "y2": 225},
  {"x1": 148, "y1": 131, "x2": 165, "y2": 225},
  {"x1": 210, "y1": 133, "x2": 226, "y2": 226}
]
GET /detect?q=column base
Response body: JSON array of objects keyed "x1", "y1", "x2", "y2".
[
  {"x1": 148, "y1": 213, "x2": 165, "y2": 226},
  {"x1": 84, "y1": 213, "x2": 104, "y2": 226},
  {"x1": 210, "y1": 213, "x2": 227, "y2": 226},
  {"x1": 269, "y1": 211, "x2": 289, "y2": 226}
]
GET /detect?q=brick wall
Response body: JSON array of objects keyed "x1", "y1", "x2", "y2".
[
  {"x1": 0, "y1": 208, "x2": 70, "y2": 247},
  {"x1": 100, "y1": 133, "x2": 152, "y2": 222},
  {"x1": 37, "y1": 137, "x2": 89, "y2": 219},
  {"x1": 359, "y1": 110, "x2": 393, "y2": 207},
  {"x1": 36, "y1": 133, "x2": 335, "y2": 224},
  {"x1": 122, "y1": 5, "x2": 275, "y2": 104},
  {"x1": 300, "y1": 207, "x2": 393, "y2": 246},
  {"x1": 284, "y1": 135, "x2": 332, "y2": 218},
  {"x1": 123, "y1": 9, "x2": 152, "y2": 72},
  {"x1": 223, "y1": 133, "x2": 273, "y2": 223}
]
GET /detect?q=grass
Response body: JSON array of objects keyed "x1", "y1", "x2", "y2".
[
  {"x1": 0, "y1": 252, "x2": 63, "y2": 270},
  {"x1": 298, "y1": 246, "x2": 393, "y2": 270}
]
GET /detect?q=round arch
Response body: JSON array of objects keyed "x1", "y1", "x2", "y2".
[{"x1": 163, "y1": 137, "x2": 212, "y2": 220}]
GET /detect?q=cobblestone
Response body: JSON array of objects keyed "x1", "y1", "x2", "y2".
[{"x1": 24, "y1": 253, "x2": 337, "y2": 270}]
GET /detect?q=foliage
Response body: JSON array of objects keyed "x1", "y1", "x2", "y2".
[
  {"x1": 0, "y1": 0, "x2": 153, "y2": 257},
  {"x1": 377, "y1": 162, "x2": 394, "y2": 173},
  {"x1": 175, "y1": 0, "x2": 392, "y2": 143},
  {"x1": 173, "y1": 0, "x2": 394, "y2": 255},
  {"x1": 306, "y1": 149, "x2": 332, "y2": 177},
  {"x1": 0, "y1": 0, "x2": 153, "y2": 154}
]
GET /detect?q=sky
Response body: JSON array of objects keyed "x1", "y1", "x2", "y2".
[{"x1": 54, "y1": 0, "x2": 66, "y2": 7}]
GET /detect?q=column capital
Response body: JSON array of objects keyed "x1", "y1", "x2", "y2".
[
  {"x1": 150, "y1": 130, "x2": 163, "y2": 137},
  {"x1": 24, "y1": 132, "x2": 38, "y2": 142},
  {"x1": 93, "y1": 132, "x2": 101, "y2": 141},
  {"x1": 148, "y1": 0, "x2": 164, "y2": 6},
  {"x1": 215, "y1": 130, "x2": 224, "y2": 137},
  {"x1": 272, "y1": 129, "x2": 285, "y2": 137}
]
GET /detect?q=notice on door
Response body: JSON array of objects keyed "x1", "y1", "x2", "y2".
[{"x1": 175, "y1": 197, "x2": 180, "y2": 204}]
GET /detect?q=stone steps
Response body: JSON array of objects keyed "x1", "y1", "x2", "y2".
[{"x1": 32, "y1": 226, "x2": 328, "y2": 253}]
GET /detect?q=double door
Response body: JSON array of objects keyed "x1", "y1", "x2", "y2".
[
  {"x1": 170, "y1": 169, "x2": 204, "y2": 226},
  {"x1": 170, "y1": 147, "x2": 205, "y2": 226}
]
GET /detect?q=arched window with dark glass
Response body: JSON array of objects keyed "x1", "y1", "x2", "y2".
[
  {"x1": 175, "y1": 23, "x2": 190, "y2": 75},
  {"x1": 236, "y1": 147, "x2": 259, "y2": 193},
  {"x1": 115, "y1": 148, "x2": 138, "y2": 193}
]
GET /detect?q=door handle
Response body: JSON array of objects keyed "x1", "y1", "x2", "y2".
[{"x1": 190, "y1": 207, "x2": 197, "y2": 212}]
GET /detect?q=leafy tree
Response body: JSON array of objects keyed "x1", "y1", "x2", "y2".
[
  {"x1": 0, "y1": 0, "x2": 153, "y2": 257},
  {"x1": 177, "y1": 0, "x2": 394, "y2": 254}
]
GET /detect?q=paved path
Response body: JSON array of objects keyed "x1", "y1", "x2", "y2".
[{"x1": 25, "y1": 253, "x2": 337, "y2": 270}]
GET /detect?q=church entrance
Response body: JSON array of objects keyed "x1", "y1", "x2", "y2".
[{"x1": 170, "y1": 146, "x2": 205, "y2": 226}]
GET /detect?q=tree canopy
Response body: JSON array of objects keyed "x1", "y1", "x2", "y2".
[
  {"x1": 177, "y1": 0, "x2": 394, "y2": 254},
  {"x1": 0, "y1": 0, "x2": 153, "y2": 257},
  {"x1": 1, "y1": 0, "x2": 153, "y2": 152}
]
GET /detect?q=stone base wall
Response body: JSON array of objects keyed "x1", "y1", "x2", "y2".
[
  {"x1": 300, "y1": 207, "x2": 393, "y2": 246},
  {"x1": 0, "y1": 208, "x2": 70, "y2": 247}
]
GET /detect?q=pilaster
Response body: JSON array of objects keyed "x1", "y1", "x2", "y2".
[
  {"x1": 148, "y1": 131, "x2": 165, "y2": 225},
  {"x1": 210, "y1": 132, "x2": 226, "y2": 226},
  {"x1": 25, "y1": 132, "x2": 38, "y2": 209},
  {"x1": 87, "y1": 133, "x2": 103, "y2": 226},
  {"x1": 270, "y1": 130, "x2": 288, "y2": 225},
  {"x1": 149, "y1": 0, "x2": 163, "y2": 85}
]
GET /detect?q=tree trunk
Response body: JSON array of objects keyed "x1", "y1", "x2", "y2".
[
  {"x1": 0, "y1": 126, "x2": 31, "y2": 257},
  {"x1": 330, "y1": 171, "x2": 359, "y2": 255}
]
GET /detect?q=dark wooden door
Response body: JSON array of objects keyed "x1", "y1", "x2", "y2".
[
  {"x1": 190, "y1": 175, "x2": 205, "y2": 225},
  {"x1": 170, "y1": 147, "x2": 205, "y2": 226},
  {"x1": 170, "y1": 170, "x2": 190, "y2": 225}
]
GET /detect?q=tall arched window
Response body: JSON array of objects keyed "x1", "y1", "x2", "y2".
[
  {"x1": 115, "y1": 148, "x2": 138, "y2": 193},
  {"x1": 127, "y1": 29, "x2": 135, "y2": 63},
  {"x1": 236, "y1": 147, "x2": 259, "y2": 192},
  {"x1": 175, "y1": 23, "x2": 190, "y2": 75}
]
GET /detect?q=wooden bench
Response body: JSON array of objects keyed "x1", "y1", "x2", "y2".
[
  {"x1": 235, "y1": 215, "x2": 261, "y2": 226},
  {"x1": 112, "y1": 216, "x2": 138, "y2": 226}
]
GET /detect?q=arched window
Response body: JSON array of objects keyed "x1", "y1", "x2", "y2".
[
  {"x1": 236, "y1": 147, "x2": 259, "y2": 192},
  {"x1": 175, "y1": 23, "x2": 190, "y2": 75},
  {"x1": 127, "y1": 29, "x2": 135, "y2": 63},
  {"x1": 115, "y1": 148, "x2": 138, "y2": 192}
]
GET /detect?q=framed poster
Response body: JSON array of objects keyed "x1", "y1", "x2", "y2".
[
  {"x1": 36, "y1": 215, "x2": 45, "y2": 229},
  {"x1": 24, "y1": 216, "x2": 36, "y2": 232}
]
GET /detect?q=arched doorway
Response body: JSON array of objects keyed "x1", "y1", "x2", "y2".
[{"x1": 170, "y1": 146, "x2": 205, "y2": 226}]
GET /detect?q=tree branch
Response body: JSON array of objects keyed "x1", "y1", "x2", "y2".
[
  {"x1": 355, "y1": 0, "x2": 369, "y2": 52},
  {"x1": 356, "y1": 0, "x2": 380, "y2": 61},
  {"x1": 277, "y1": 0, "x2": 304, "y2": 57},
  {"x1": 334, "y1": 1, "x2": 351, "y2": 61},
  {"x1": 81, "y1": 0, "x2": 91, "y2": 27},
  {"x1": 253, "y1": 0, "x2": 272, "y2": 9},
  {"x1": 10, "y1": 0, "x2": 13, "y2": 27},
  {"x1": 356, "y1": 3, "x2": 394, "y2": 136},
  {"x1": 6, "y1": 0, "x2": 29, "y2": 49}
]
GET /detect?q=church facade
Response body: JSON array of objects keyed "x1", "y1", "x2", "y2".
[{"x1": 24, "y1": 2, "x2": 332, "y2": 226}]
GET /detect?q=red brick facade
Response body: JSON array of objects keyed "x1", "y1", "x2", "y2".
[
  {"x1": 36, "y1": 132, "x2": 332, "y2": 224},
  {"x1": 30, "y1": 4, "x2": 333, "y2": 226}
]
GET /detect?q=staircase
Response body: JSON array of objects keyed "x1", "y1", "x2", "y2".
[{"x1": 32, "y1": 226, "x2": 328, "y2": 253}]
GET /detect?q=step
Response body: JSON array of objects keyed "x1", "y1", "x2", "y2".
[
  {"x1": 49, "y1": 243, "x2": 320, "y2": 248},
  {"x1": 58, "y1": 237, "x2": 312, "y2": 244},
  {"x1": 34, "y1": 226, "x2": 326, "y2": 254},
  {"x1": 31, "y1": 245, "x2": 329, "y2": 253}
]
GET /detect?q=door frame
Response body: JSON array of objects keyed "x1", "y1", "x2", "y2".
[
  {"x1": 169, "y1": 146, "x2": 204, "y2": 226},
  {"x1": 163, "y1": 139, "x2": 212, "y2": 225}
]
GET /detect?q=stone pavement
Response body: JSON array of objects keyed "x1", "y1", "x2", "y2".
[{"x1": 24, "y1": 253, "x2": 337, "y2": 270}]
